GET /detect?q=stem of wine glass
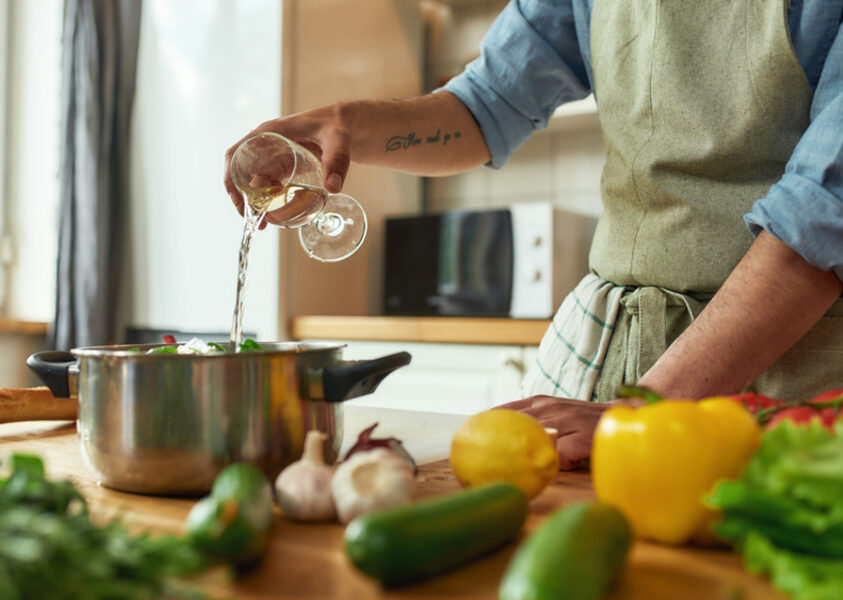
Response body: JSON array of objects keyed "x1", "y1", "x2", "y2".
[{"x1": 315, "y1": 212, "x2": 346, "y2": 236}]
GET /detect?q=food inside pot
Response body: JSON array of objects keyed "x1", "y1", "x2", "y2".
[{"x1": 131, "y1": 337, "x2": 264, "y2": 355}]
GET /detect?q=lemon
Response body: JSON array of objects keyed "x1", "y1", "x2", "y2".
[{"x1": 450, "y1": 409, "x2": 559, "y2": 499}]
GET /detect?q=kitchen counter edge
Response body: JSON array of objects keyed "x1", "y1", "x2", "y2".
[{"x1": 290, "y1": 315, "x2": 550, "y2": 346}]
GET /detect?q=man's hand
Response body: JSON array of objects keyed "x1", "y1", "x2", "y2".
[
  {"x1": 223, "y1": 103, "x2": 351, "y2": 227},
  {"x1": 498, "y1": 396, "x2": 641, "y2": 470}
]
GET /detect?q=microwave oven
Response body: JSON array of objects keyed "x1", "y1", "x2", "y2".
[{"x1": 383, "y1": 203, "x2": 596, "y2": 319}]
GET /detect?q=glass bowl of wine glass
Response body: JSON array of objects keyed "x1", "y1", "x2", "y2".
[{"x1": 229, "y1": 132, "x2": 367, "y2": 262}]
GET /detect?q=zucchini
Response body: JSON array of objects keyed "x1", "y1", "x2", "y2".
[
  {"x1": 499, "y1": 501, "x2": 632, "y2": 600},
  {"x1": 187, "y1": 463, "x2": 273, "y2": 566},
  {"x1": 345, "y1": 482, "x2": 528, "y2": 587}
]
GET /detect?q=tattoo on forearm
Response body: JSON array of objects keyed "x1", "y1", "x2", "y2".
[{"x1": 385, "y1": 129, "x2": 462, "y2": 152}]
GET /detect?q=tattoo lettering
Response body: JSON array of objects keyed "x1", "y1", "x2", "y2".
[
  {"x1": 443, "y1": 131, "x2": 461, "y2": 146},
  {"x1": 385, "y1": 129, "x2": 463, "y2": 152},
  {"x1": 386, "y1": 133, "x2": 422, "y2": 151}
]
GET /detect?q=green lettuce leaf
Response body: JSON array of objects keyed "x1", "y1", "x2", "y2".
[
  {"x1": 743, "y1": 531, "x2": 843, "y2": 600},
  {"x1": 708, "y1": 420, "x2": 843, "y2": 599},
  {"x1": 739, "y1": 421, "x2": 843, "y2": 510}
]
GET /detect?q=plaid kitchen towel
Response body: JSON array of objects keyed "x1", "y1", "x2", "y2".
[{"x1": 520, "y1": 273, "x2": 626, "y2": 402}]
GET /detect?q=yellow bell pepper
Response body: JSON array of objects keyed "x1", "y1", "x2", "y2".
[{"x1": 591, "y1": 396, "x2": 760, "y2": 545}]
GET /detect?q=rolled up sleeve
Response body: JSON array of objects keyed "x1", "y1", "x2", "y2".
[
  {"x1": 438, "y1": 0, "x2": 592, "y2": 168},
  {"x1": 745, "y1": 21, "x2": 843, "y2": 282}
]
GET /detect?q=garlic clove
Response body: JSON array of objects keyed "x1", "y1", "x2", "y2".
[
  {"x1": 342, "y1": 422, "x2": 418, "y2": 474},
  {"x1": 274, "y1": 430, "x2": 336, "y2": 522},
  {"x1": 331, "y1": 448, "x2": 415, "y2": 524}
]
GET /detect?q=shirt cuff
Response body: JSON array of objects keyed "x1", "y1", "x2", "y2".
[
  {"x1": 437, "y1": 72, "x2": 535, "y2": 169},
  {"x1": 745, "y1": 172, "x2": 843, "y2": 282}
]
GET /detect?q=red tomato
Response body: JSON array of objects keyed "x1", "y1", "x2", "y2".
[
  {"x1": 740, "y1": 389, "x2": 843, "y2": 431},
  {"x1": 766, "y1": 406, "x2": 829, "y2": 430},
  {"x1": 728, "y1": 392, "x2": 784, "y2": 414},
  {"x1": 809, "y1": 389, "x2": 843, "y2": 405},
  {"x1": 810, "y1": 389, "x2": 843, "y2": 428},
  {"x1": 765, "y1": 389, "x2": 843, "y2": 431}
]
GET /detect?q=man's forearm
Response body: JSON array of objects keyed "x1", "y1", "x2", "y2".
[
  {"x1": 638, "y1": 231, "x2": 843, "y2": 399},
  {"x1": 337, "y1": 92, "x2": 491, "y2": 175},
  {"x1": 240, "y1": 92, "x2": 490, "y2": 194}
]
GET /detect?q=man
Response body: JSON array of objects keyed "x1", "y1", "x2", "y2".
[{"x1": 225, "y1": 0, "x2": 843, "y2": 469}]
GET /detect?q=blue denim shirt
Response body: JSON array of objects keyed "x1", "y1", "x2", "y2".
[{"x1": 441, "y1": 0, "x2": 843, "y2": 280}]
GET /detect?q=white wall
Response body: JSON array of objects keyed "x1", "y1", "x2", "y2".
[
  {"x1": 425, "y1": 0, "x2": 605, "y2": 219},
  {"x1": 2, "y1": 0, "x2": 62, "y2": 322},
  {"x1": 127, "y1": 0, "x2": 283, "y2": 340}
]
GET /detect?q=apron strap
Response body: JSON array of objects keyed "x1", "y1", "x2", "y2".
[{"x1": 597, "y1": 286, "x2": 707, "y2": 399}]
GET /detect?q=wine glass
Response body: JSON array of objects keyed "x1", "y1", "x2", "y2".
[{"x1": 229, "y1": 132, "x2": 367, "y2": 262}]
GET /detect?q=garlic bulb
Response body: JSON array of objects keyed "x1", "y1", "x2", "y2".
[
  {"x1": 274, "y1": 430, "x2": 336, "y2": 521},
  {"x1": 331, "y1": 447, "x2": 415, "y2": 524}
]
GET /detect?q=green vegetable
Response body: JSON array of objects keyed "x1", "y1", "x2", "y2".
[
  {"x1": 499, "y1": 501, "x2": 632, "y2": 600},
  {"x1": 186, "y1": 496, "x2": 265, "y2": 567},
  {"x1": 211, "y1": 462, "x2": 271, "y2": 502},
  {"x1": 0, "y1": 454, "x2": 206, "y2": 599},
  {"x1": 187, "y1": 463, "x2": 273, "y2": 567},
  {"x1": 344, "y1": 482, "x2": 527, "y2": 587},
  {"x1": 742, "y1": 532, "x2": 843, "y2": 600},
  {"x1": 708, "y1": 420, "x2": 843, "y2": 600},
  {"x1": 143, "y1": 339, "x2": 260, "y2": 354},
  {"x1": 237, "y1": 339, "x2": 262, "y2": 352},
  {"x1": 147, "y1": 345, "x2": 178, "y2": 354}
]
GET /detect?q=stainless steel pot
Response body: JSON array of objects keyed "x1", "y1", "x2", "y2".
[{"x1": 27, "y1": 343, "x2": 410, "y2": 495}]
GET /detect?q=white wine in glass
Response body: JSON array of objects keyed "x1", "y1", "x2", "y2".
[{"x1": 229, "y1": 132, "x2": 367, "y2": 260}]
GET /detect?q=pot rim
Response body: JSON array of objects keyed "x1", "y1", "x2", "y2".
[{"x1": 71, "y1": 341, "x2": 347, "y2": 359}]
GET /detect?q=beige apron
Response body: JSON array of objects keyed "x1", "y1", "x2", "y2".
[{"x1": 521, "y1": 0, "x2": 843, "y2": 403}]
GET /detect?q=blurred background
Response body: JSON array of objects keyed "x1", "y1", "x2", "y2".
[{"x1": 1, "y1": 0, "x2": 605, "y2": 405}]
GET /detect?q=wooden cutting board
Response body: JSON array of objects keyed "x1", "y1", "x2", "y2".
[{"x1": 0, "y1": 420, "x2": 786, "y2": 600}]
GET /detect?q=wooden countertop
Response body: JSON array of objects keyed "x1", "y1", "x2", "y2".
[
  {"x1": 0, "y1": 318, "x2": 49, "y2": 336},
  {"x1": 290, "y1": 316, "x2": 551, "y2": 346},
  {"x1": 0, "y1": 408, "x2": 785, "y2": 600}
]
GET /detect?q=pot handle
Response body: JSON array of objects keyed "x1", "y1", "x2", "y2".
[
  {"x1": 26, "y1": 351, "x2": 78, "y2": 399},
  {"x1": 312, "y1": 351, "x2": 411, "y2": 403}
]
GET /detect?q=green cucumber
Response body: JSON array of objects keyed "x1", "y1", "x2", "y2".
[
  {"x1": 499, "y1": 501, "x2": 632, "y2": 600},
  {"x1": 187, "y1": 463, "x2": 273, "y2": 566},
  {"x1": 345, "y1": 482, "x2": 528, "y2": 587}
]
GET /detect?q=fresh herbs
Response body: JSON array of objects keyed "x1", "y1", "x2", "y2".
[
  {"x1": 148, "y1": 346, "x2": 180, "y2": 354},
  {"x1": 708, "y1": 421, "x2": 843, "y2": 600},
  {"x1": 237, "y1": 339, "x2": 262, "y2": 352},
  {"x1": 0, "y1": 454, "x2": 207, "y2": 599}
]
